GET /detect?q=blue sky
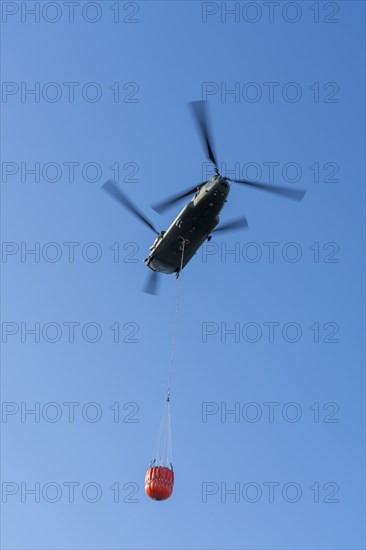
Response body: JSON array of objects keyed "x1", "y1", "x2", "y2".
[{"x1": 1, "y1": 1, "x2": 365, "y2": 549}]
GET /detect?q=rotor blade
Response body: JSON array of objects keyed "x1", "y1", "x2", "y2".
[
  {"x1": 102, "y1": 179, "x2": 159, "y2": 234},
  {"x1": 228, "y1": 178, "x2": 306, "y2": 201},
  {"x1": 189, "y1": 101, "x2": 218, "y2": 169},
  {"x1": 143, "y1": 270, "x2": 159, "y2": 295},
  {"x1": 152, "y1": 182, "x2": 208, "y2": 214},
  {"x1": 213, "y1": 216, "x2": 249, "y2": 234}
]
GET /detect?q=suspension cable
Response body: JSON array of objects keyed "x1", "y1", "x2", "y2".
[
  {"x1": 150, "y1": 242, "x2": 185, "y2": 469},
  {"x1": 167, "y1": 240, "x2": 185, "y2": 399}
]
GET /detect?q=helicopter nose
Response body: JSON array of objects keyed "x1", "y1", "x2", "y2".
[
  {"x1": 214, "y1": 176, "x2": 228, "y2": 189},
  {"x1": 212, "y1": 180, "x2": 230, "y2": 200}
]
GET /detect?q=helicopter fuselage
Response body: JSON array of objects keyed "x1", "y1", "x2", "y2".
[{"x1": 145, "y1": 176, "x2": 230, "y2": 274}]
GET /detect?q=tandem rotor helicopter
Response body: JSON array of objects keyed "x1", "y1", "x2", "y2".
[{"x1": 102, "y1": 101, "x2": 306, "y2": 294}]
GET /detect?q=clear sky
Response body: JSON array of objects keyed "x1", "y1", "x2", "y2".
[{"x1": 1, "y1": 1, "x2": 365, "y2": 549}]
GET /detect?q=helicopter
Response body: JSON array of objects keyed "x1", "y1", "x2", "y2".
[{"x1": 102, "y1": 101, "x2": 306, "y2": 294}]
